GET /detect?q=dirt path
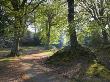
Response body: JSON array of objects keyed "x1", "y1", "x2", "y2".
[{"x1": 0, "y1": 52, "x2": 71, "y2": 82}]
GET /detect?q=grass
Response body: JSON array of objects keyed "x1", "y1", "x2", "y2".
[
  {"x1": 0, "y1": 48, "x2": 10, "y2": 53},
  {"x1": 0, "y1": 47, "x2": 54, "y2": 62},
  {"x1": 0, "y1": 48, "x2": 10, "y2": 58},
  {"x1": 41, "y1": 50, "x2": 54, "y2": 56},
  {"x1": 0, "y1": 51, "x2": 53, "y2": 63},
  {"x1": 0, "y1": 50, "x2": 10, "y2": 53},
  {"x1": 0, "y1": 57, "x2": 19, "y2": 62},
  {"x1": 21, "y1": 46, "x2": 44, "y2": 51}
]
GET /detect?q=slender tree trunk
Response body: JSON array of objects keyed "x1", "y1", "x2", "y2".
[
  {"x1": 102, "y1": 28, "x2": 108, "y2": 44},
  {"x1": 46, "y1": 22, "x2": 51, "y2": 50},
  {"x1": 47, "y1": 30, "x2": 50, "y2": 49},
  {"x1": 67, "y1": 0, "x2": 78, "y2": 49}
]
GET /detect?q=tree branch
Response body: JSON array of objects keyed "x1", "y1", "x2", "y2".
[
  {"x1": 24, "y1": 0, "x2": 45, "y2": 16},
  {"x1": 20, "y1": 0, "x2": 27, "y2": 9}
]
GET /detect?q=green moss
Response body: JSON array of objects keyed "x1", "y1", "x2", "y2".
[{"x1": 86, "y1": 62, "x2": 110, "y2": 79}]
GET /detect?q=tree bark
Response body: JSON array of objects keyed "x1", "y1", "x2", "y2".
[
  {"x1": 102, "y1": 28, "x2": 108, "y2": 44},
  {"x1": 9, "y1": 16, "x2": 25, "y2": 56},
  {"x1": 46, "y1": 20, "x2": 51, "y2": 50},
  {"x1": 47, "y1": 28, "x2": 50, "y2": 49},
  {"x1": 67, "y1": 0, "x2": 78, "y2": 49},
  {"x1": 9, "y1": 31, "x2": 20, "y2": 57},
  {"x1": 9, "y1": 16, "x2": 22, "y2": 57}
]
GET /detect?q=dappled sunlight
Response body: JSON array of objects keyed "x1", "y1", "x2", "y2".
[
  {"x1": 87, "y1": 63, "x2": 110, "y2": 80},
  {"x1": 0, "y1": 47, "x2": 110, "y2": 82},
  {"x1": 0, "y1": 0, "x2": 110, "y2": 81},
  {"x1": 0, "y1": 50, "x2": 10, "y2": 53},
  {"x1": 20, "y1": 62, "x2": 33, "y2": 71},
  {"x1": 0, "y1": 49, "x2": 58, "y2": 82},
  {"x1": 20, "y1": 51, "x2": 53, "y2": 60},
  {"x1": 0, "y1": 57, "x2": 19, "y2": 62},
  {"x1": 0, "y1": 61, "x2": 25, "y2": 82},
  {"x1": 0, "y1": 49, "x2": 10, "y2": 58},
  {"x1": 21, "y1": 74, "x2": 33, "y2": 81}
]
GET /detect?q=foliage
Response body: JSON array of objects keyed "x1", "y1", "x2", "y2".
[
  {"x1": 35, "y1": 0, "x2": 68, "y2": 44},
  {"x1": 78, "y1": 0, "x2": 110, "y2": 44},
  {"x1": 77, "y1": 21, "x2": 103, "y2": 47},
  {"x1": 0, "y1": 1, "x2": 12, "y2": 36}
]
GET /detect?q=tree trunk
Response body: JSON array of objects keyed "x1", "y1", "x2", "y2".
[
  {"x1": 47, "y1": 32, "x2": 50, "y2": 49},
  {"x1": 9, "y1": 31, "x2": 20, "y2": 57},
  {"x1": 70, "y1": 28, "x2": 78, "y2": 48},
  {"x1": 46, "y1": 22, "x2": 51, "y2": 50},
  {"x1": 67, "y1": 0, "x2": 78, "y2": 49},
  {"x1": 102, "y1": 28, "x2": 108, "y2": 44}
]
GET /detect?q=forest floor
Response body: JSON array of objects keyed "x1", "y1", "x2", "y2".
[
  {"x1": 0, "y1": 47, "x2": 110, "y2": 82},
  {"x1": 0, "y1": 47, "x2": 71, "y2": 82}
]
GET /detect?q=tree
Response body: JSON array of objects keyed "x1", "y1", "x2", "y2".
[
  {"x1": 35, "y1": 0, "x2": 68, "y2": 49},
  {"x1": 67, "y1": 0, "x2": 78, "y2": 49},
  {"x1": 78, "y1": 0, "x2": 110, "y2": 44},
  {"x1": 1, "y1": 0, "x2": 45, "y2": 56}
]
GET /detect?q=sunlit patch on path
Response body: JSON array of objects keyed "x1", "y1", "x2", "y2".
[{"x1": 0, "y1": 50, "x2": 70, "y2": 82}]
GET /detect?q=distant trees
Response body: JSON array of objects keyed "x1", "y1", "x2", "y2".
[
  {"x1": 35, "y1": 0, "x2": 67, "y2": 49},
  {"x1": 21, "y1": 30, "x2": 41, "y2": 46},
  {"x1": 0, "y1": 0, "x2": 110, "y2": 55}
]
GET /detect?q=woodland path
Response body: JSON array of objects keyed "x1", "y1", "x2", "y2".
[{"x1": 0, "y1": 50, "x2": 71, "y2": 82}]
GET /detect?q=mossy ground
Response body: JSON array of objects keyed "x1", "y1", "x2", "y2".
[
  {"x1": 46, "y1": 46, "x2": 110, "y2": 81},
  {"x1": 46, "y1": 46, "x2": 96, "y2": 65}
]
